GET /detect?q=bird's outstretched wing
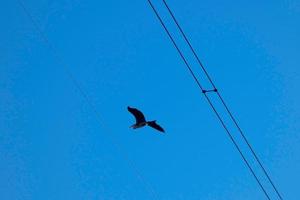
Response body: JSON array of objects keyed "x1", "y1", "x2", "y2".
[
  {"x1": 147, "y1": 121, "x2": 165, "y2": 133},
  {"x1": 127, "y1": 106, "x2": 146, "y2": 124}
]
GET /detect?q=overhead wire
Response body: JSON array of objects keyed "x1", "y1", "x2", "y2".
[
  {"x1": 17, "y1": 0, "x2": 160, "y2": 199},
  {"x1": 146, "y1": 0, "x2": 273, "y2": 199},
  {"x1": 161, "y1": 0, "x2": 284, "y2": 199}
]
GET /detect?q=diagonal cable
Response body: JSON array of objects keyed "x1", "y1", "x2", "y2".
[
  {"x1": 161, "y1": 0, "x2": 283, "y2": 199},
  {"x1": 147, "y1": 0, "x2": 272, "y2": 199},
  {"x1": 17, "y1": 1, "x2": 160, "y2": 199}
]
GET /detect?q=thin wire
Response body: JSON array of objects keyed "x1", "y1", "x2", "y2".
[
  {"x1": 162, "y1": 0, "x2": 283, "y2": 199},
  {"x1": 147, "y1": 0, "x2": 271, "y2": 199},
  {"x1": 17, "y1": 1, "x2": 160, "y2": 199},
  {"x1": 217, "y1": 93, "x2": 283, "y2": 200},
  {"x1": 146, "y1": 0, "x2": 204, "y2": 91},
  {"x1": 162, "y1": 0, "x2": 216, "y2": 90},
  {"x1": 203, "y1": 94, "x2": 271, "y2": 200}
]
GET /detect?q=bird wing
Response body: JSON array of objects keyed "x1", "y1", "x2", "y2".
[
  {"x1": 147, "y1": 121, "x2": 165, "y2": 133},
  {"x1": 127, "y1": 106, "x2": 146, "y2": 124}
]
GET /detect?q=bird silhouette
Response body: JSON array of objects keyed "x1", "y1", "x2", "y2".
[{"x1": 127, "y1": 106, "x2": 165, "y2": 133}]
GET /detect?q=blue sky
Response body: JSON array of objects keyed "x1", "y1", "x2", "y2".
[{"x1": 1, "y1": 0, "x2": 300, "y2": 199}]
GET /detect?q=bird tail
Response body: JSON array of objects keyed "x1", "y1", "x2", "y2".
[
  {"x1": 147, "y1": 120, "x2": 165, "y2": 133},
  {"x1": 146, "y1": 120, "x2": 156, "y2": 127},
  {"x1": 146, "y1": 120, "x2": 156, "y2": 125}
]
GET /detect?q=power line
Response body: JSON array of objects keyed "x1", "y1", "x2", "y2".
[
  {"x1": 16, "y1": 1, "x2": 160, "y2": 199},
  {"x1": 161, "y1": 0, "x2": 284, "y2": 199},
  {"x1": 162, "y1": 0, "x2": 217, "y2": 89},
  {"x1": 146, "y1": 0, "x2": 272, "y2": 199}
]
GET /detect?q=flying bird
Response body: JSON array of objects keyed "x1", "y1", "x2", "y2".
[{"x1": 127, "y1": 106, "x2": 165, "y2": 133}]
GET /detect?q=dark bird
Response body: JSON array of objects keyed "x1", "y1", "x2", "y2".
[{"x1": 127, "y1": 106, "x2": 165, "y2": 133}]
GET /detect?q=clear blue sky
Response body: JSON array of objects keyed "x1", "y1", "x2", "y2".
[{"x1": 1, "y1": 0, "x2": 300, "y2": 199}]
